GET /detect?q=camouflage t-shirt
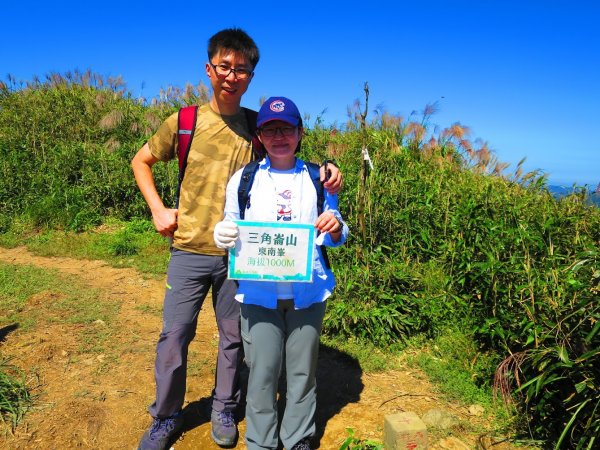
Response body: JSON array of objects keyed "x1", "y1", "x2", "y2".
[{"x1": 148, "y1": 103, "x2": 254, "y2": 255}]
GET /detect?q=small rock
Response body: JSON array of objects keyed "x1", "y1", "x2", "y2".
[
  {"x1": 468, "y1": 404, "x2": 484, "y2": 416},
  {"x1": 422, "y1": 408, "x2": 459, "y2": 429},
  {"x1": 435, "y1": 436, "x2": 471, "y2": 449},
  {"x1": 94, "y1": 319, "x2": 106, "y2": 326}
]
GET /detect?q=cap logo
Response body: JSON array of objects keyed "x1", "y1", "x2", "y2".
[{"x1": 270, "y1": 100, "x2": 286, "y2": 113}]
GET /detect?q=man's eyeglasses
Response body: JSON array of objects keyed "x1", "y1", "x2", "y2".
[
  {"x1": 259, "y1": 126, "x2": 297, "y2": 137},
  {"x1": 209, "y1": 62, "x2": 253, "y2": 80}
]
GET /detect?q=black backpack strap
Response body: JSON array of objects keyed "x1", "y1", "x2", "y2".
[
  {"x1": 305, "y1": 162, "x2": 325, "y2": 215},
  {"x1": 305, "y1": 162, "x2": 330, "y2": 269},
  {"x1": 242, "y1": 108, "x2": 264, "y2": 160},
  {"x1": 238, "y1": 160, "x2": 261, "y2": 219}
]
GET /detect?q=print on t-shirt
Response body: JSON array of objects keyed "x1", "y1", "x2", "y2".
[{"x1": 277, "y1": 189, "x2": 293, "y2": 221}]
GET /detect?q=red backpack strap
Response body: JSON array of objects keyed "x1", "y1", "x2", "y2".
[
  {"x1": 177, "y1": 105, "x2": 199, "y2": 174},
  {"x1": 175, "y1": 105, "x2": 199, "y2": 206}
]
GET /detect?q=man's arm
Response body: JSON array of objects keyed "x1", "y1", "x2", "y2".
[
  {"x1": 320, "y1": 160, "x2": 343, "y2": 194},
  {"x1": 131, "y1": 143, "x2": 178, "y2": 237}
]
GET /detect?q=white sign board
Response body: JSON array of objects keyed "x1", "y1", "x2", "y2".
[{"x1": 228, "y1": 221, "x2": 315, "y2": 282}]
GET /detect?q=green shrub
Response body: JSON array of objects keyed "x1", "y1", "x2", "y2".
[
  {"x1": 108, "y1": 219, "x2": 157, "y2": 256},
  {"x1": 304, "y1": 113, "x2": 600, "y2": 447},
  {"x1": 0, "y1": 72, "x2": 183, "y2": 229}
]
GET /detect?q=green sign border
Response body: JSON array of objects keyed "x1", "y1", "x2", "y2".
[{"x1": 228, "y1": 221, "x2": 315, "y2": 282}]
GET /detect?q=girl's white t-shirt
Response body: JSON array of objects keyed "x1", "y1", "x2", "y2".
[{"x1": 270, "y1": 168, "x2": 296, "y2": 299}]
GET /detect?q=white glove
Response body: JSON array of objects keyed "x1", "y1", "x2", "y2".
[{"x1": 213, "y1": 220, "x2": 239, "y2": 249}]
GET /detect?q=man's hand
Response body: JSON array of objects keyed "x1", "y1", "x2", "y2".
[
  {"x1": 152, "y1": 207, "x2": 178, "y2": 237},
  {"x1": 131, "y1": 143, "x2": 179, "y2": 238},
  {"x1": 214, "y1": 220, "x2": 239, "y2": 249},
  {"x1": 321, "y1": 161, "x2": 342, "y2": 194}
]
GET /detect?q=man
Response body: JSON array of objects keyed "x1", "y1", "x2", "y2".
[{"x1": 131, "y1": 28, "x2": 341, "y2": 450}]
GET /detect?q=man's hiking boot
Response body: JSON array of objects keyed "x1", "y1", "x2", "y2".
[
  {"x1": 210, "y1": 409, "x2": 238, "y2": 446},
  {"x1": 290, "y1": 438, "x2": 312, "y2": 450},
  {"x1": 137, "y1": 412, "x2": 184, "y2": 450}
]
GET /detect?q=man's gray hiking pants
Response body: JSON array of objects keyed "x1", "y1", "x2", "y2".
[{"x1": 148, "y1": 249, "x2": 241, "y2": 418}]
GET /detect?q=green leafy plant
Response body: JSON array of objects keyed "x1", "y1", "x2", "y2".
[{"x1": 339, "y1": 428, "x2": 384, "y2": 450}]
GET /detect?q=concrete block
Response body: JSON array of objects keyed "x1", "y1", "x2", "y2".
[{"x1": 384, "y1": 411, "x2": 428, "y2": 450}]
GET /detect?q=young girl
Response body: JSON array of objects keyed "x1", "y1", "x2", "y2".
[{"x1": 213, "y1": 96, "x2": 348, "y2": 450}]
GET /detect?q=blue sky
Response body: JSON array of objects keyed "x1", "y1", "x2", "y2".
[{"x1": 2, "y1": 1, "x2": 598, "y2": 187}]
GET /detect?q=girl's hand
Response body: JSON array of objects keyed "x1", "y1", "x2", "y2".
[{"x1": 213, "y1": 220, "x2": 239, "y2": 249}]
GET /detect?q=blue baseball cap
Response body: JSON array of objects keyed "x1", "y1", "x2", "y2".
[{"x1": 256, "y1": 96, "x2": 301, "y2": 128}]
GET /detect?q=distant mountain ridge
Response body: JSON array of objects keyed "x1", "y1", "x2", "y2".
[{"x1": 548, "y1": 184, "x2": 600, "y2": 207}]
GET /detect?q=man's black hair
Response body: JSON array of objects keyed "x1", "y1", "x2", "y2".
[{"x1": 208, "y1": 28, "x2": 260, "y2": 68}]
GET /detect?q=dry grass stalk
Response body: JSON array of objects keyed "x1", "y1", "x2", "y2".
[
  {"x1": 493, "y1": 351, "x2": 527, "y2": 406},
  {"x1": 104, "y1": 137, "x2": 120, "y2": 153},
  {"x1": 405, "y1": 122, "x2": 425, "y2": 142},
  {"x1": 99, "y1": 110, "x2": 124, "y2": 130}
]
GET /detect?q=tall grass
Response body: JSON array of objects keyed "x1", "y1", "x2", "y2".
[
  {"x1": 0, "y1": 71, "x2": 209, "y2": 231},
  {"x1": 0, "y1": 358, "x2": 32, "y2": 433},
  {"x1": 301, "y1": 93, "x2": 599, "y2": 448},
  {"x1": 1, "y1": 73, "x2": 598, "y2": 448}
]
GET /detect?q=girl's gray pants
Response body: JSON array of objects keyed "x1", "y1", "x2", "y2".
[{"x1": 241, "y1": 300, "x2": 326, "y2": 450}]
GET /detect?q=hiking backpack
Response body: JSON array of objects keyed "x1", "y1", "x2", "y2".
[
  {"x1": 237, "y1": 160, "x2": 325, "y2": 219},
  {"x1": 175, "y1": 105, "x2": 262, "y2": 205}
]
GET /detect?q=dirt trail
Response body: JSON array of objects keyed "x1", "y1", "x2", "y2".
[{"x1": 0, "y1": 247, "x2": 509, "y2": 449}]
